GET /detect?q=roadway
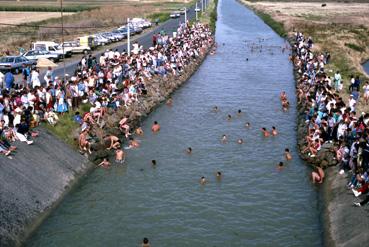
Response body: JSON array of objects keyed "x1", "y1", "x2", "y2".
[{"x1": 51, "y1": 1, "x2": 202, "y2": 78}]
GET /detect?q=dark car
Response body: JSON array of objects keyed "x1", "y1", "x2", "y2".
[{"x1": 0, "y1": 56, "x2": 35, "y2": 73}]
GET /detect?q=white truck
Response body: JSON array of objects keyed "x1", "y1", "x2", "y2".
[{"x1": 32, "y1": 41, "x2": 73, "y2": 58}]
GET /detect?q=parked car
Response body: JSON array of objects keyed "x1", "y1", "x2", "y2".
[
  {"x1": 93, "y1": 34, "x2": 110, "y2": 46},
  {"x1": 170, "y1": 12, "x2": 181, "y2": 18},
  {"x1": 114, "y1": 28, "x2": 128, "y2": 37},
  {"x1": 59, "y1": 41, "x2": 91, "y2": 54},
  {"x1": 112, "y1": 30, "x2": 127, "y2": 39},
  {"x1": 0, "y1": 56, "x2": 35, "y2": 73},
  {"x1": 32, "y1": 41, "x2": 73, "y2": 58},
  {"x1": 22, "y1": 50, "x2": 61, "y2": 63},
  {"x1": 132, "y1": 26, "x2": 143, "y2": 34}
]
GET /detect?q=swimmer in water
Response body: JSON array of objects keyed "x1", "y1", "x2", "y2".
[
  {"x1": 237, "y1": 138, "x2": 244, "y2": 144},
  {"x1": 200, "y1": 176, "x2": 207, "y2": 185},
  {"x1": 98, "y1": 158, "x2": 110, "y2": 169},
  {"x1": 221, "y1": 134, "x2": 228, "y2": 143},
  {"x1": 261, "y1": 128, "x2": 270, "y2": 137},
  {"x1": 237, "y1": 109, "x2": 242, "y2": 116},
  {"x1": 129, "y1": 137, "x2": 140, "y2": 148},
  {"x1": 135, "y1": 127, "x2": 144, "y2": 136},
  {"x1": 213, "y1": 106, "x2": 219, "y2": 112},
  {"x1": 271, "y1": 126, "x2": 278, "y2": 136},
  {"x1": 277, "y1": 161, "x2": 284, "y2": 171},
  {"x1": 245, "y1": 122, "x2": 251, "y2": 128},
  {"x1": 227, "y1": 114, "x2": 232, "y2": 121},
  {"x1": 311, "y1": 167, "x2": 324, "y2": 184},
  {"x1": 216, "y1": 171, "x2": 222, "y2": 180},
  {"x1": 187, "y1": 147, "x2": 192, "y2": 154},
  {"x1": 285, "y1": 148, "x2": 292, "y2": 160},
  {"x1": 142, "y1": 237, "x2": 150, "y2": 247},
  {"x1": 151, "y1": 121, "x2": 161, "y2": 132},
  {"x1": 151, "y1": 159, "x2": 156, "y2": 166},
  {"x1": 166, "y1": 97, "x2": 173, "y2": 106},
  {"x1": 115, "y1": 149, "x2": 125, "y2": 163}
]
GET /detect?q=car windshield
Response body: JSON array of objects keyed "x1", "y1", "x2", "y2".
[{"x1": 0, "y1": 57, "x2": 15, "y2": 63}]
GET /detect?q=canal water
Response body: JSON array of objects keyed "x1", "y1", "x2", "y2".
[{"x1": 27, "y1": 0, "x2": 323, "y2": 246}]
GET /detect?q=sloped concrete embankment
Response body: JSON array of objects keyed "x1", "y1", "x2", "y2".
[{"x1": 0, "y1": 130, "x2": 93, "y2": 247}]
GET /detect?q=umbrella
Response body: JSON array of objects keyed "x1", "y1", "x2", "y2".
[{"x1": 36, "y1": 58, "x2": 58, "y2": 68}]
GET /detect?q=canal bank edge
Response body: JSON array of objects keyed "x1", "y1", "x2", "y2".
[
  {"x1": 0, "y1": 130, "x2": 94, "y2": 247},
  {"x1": 236, "y1": 0, "x2": 369, "y2": 246}
]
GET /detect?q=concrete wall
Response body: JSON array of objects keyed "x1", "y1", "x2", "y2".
[
  {"x1": 322, "y1": 168, "x2": 369, "y2": 247},
  {"x1": 0, "y1": 129, "x2": 93, "y2": 246}
]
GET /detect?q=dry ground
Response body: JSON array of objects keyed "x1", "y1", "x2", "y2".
[
  {"x1": 0, "y1": 11, "x2": 74, "y2": 25},
  {"x1": 240, "y1": 0, "x2": 369, "y2": 112}
]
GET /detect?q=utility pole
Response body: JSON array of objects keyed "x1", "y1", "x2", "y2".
[
  {"x1": 60, "y1": 0, "x2": 66, "y2": 81},
  {"x1": 184, "y1": 7, "x2": 187, "y2": 24},
  {"x1": 201, "y1": 0, "x2": 204, "y2": 13},
  {"x1": 127, "y1": 18, "x2": 130, "y2": 56},
  {"x1": 195, "y1": 2, "x2": 198, "y2": 21}
]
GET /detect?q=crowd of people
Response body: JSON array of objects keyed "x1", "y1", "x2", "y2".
[
  {"x1": 292, "y1": 32, "x2": 369, "y2": 206},
  {"x1": 0, "y1": 21, "x2": 213, "y2": 161}
]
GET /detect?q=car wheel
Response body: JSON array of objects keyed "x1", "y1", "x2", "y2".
[{"x1": 50, "y1": 58, "x2": 57, "y2": 62}]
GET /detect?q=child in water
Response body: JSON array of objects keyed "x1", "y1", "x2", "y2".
[
  {"x1": 277, "y1": 161, "x2": 284, "y2": 171},
  {"x1": 261, "y1": 128, "x2": 270, "y2": 137},
  {"x1": 272, "y1": 126, "x2": 278, "y2": 136},
  {"x1": 200, "y1": 176, "x2": 207, "y2": 185},
  {"x1": 98, "y1": 158, "x2": 111, "y2": 169},
  {"x1": 285, "y1": 148, "x2": 292, "y2": 160}
]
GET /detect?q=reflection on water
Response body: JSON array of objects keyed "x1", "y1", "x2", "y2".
[{"x1": 27, "y1": 0, "x2": 322, "y2": 246}]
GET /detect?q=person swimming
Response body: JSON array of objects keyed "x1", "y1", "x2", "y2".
[
  {"x1": 187, "y1": 147, "x2": 192, "y2": 154},
  {"x1": 311, "y1": 167, "x2": 324, "y2": 184},
  {"x1": 136, "y1": 127, "x2": 144, "y2": 136},
  {"x1": 277, "y1": 161, "x2": 284, "y2": 171},
  {"x1": 98, "y1": 158, "x2": 111, "y2": 169},
  {"x1": 200, "y1": 176, "x2": 207, "y2": 185},
  {"x1": 221, "y1": 134, "x2": 228, "y2": 143},
  {"x1": 237, "y1": 109, "x2": 242, "y2": 116},
  {"x1": 227, "y1": 114, "x2": 232, "y2": 121},
  {"x1": 129, "y1": 137, "x2": 140, "y2": 148},
  {"x1": 271, "y1": 126, "x2": 278, "y2": 136},
  {"x1": 261, "y1": 128, "x2": 270, "y2": 137},
  {"x1": 115, "y1": 149, "x2": 125, "y2": 163},
  {"x1": 151, "y1": 121, "x2": 161, "y2": 132},
  {"x1": 237, "y1": 138, "x2": 244, "y2": 144},
  {"x1": 216, "y1": 171, "x2": 222, "y2": 180},
  {"x1": 212, "y1": 106, "x2": 219, "y2": 112},
  {"x1": 245, "y1": 122, "x2": 251, "y2": 128},
  {"x1": 151, "y1": 159, "x2": 156, "y2": 166},
  {"x1": 142, "y1": 237, "x2": 150, "y2": 247},
  {"x1": 285, "y1": 148, "x2": 292, "y2": 160}
]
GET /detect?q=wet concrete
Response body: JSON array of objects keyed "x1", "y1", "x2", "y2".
[{"x1": 0, "y1": 129, "x2": 93, "y2": 246}]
